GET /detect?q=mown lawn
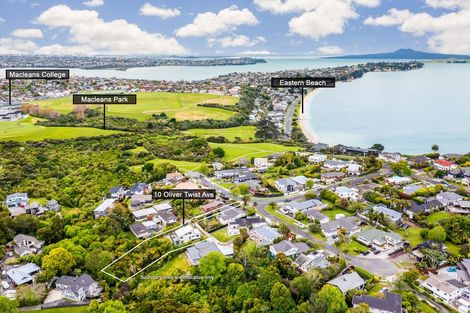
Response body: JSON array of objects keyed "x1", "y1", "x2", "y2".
[
  {"x1": 0, "y1": 117, "x2": 123, "y2": 142},
  {"x1": 340, "y1": 240, "x2": 369, "y2": 256},
  {"x1": 209, "y1": 142, "x2": 299, "y2": 162},
  {"x1": 397, "y1": 227, "x2": 424, "y2": 247},
  {"x1": 426, "y1": 211, "x2": 453, "y2": 225},
  {"x1": 321, "y1": 207, "x2": 354, "y2": 220},
  {"x1": 34, "y1": 92, "x2": 238, "y2": 121},
  {"x1": 184, "y1": 126, "x2": 257, "y2": 141},
  {"x1": 211, "y1": 227, "x2": 235, "y2": 243}
]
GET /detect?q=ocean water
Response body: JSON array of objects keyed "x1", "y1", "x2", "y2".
[{"x1": 305, "y1": 63, "x2": 470, "y2": 154}]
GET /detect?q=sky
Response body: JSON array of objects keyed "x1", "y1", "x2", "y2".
[{"x1": 0, "y1": 0, "x2": 469, "y2": 56}]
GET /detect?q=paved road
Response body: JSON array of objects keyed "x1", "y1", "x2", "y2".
[{"x1": 283, "y1": 95, "x2": 300, "y2": 137}]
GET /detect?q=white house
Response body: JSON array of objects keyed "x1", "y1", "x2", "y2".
[
  {"x1": 5, "y1": 193, "x2": 29, "y2": 208},
  {"x1": 269, "y1": 240, "x2": 309, "y2": 258},
  {"x1": 171, "y1": 225, "x2": 201, "y2": 245},
  {"x1": 421, "y1": 274, "x2": 468, "y2": 304},
  {"x1": 249, "y1": 225, "x2": 282, "y2": 246},
  {"x1": 254, "y1": 158, "x2": 271, "y2": 169},
  {"x1": 386, "y1": 176, "x2": 413, "y2": 185},
  {"x1": 323, "y1": 159, "x2": 349, "y2": 171},
  {"x1": 93, "y1": 198, "x2": 116, "y2": 219},
  {"x1": 378, "y1": 152, "x2": 403, "y2": 163},
  {"x1": 308, "y1": 154, "x2": 327, "y2": 164},
  {"x1": 275, "y1": 178, "x2": 297, "y2": 194},
  {"x1": 433, "y1": 159, "x2": 458, "y2": 171},
  {"x1": 284, "y1": 199, "x2": 327, "y2": 214},
  {"x1": 219, "y1": 207, "x2": 245, "y2": 224},
  {"x1": 56, "y1": 274, "x2": 102, "y2": 302},
  {"x1": 132, "y1": 207, "x2": 157, "y2": 221},
  {"x1": 109, "y1": 186, "x2": 125, "y2": 199},
  {"x1": 328, "y1": 272, "x2": 365, "y2": 294},
  {"x1": 335, "y1": 186, "x2": 359, "y2": 200},
  {"x1": 347, "y1": 163, "x2": 362, "y2": 176}
]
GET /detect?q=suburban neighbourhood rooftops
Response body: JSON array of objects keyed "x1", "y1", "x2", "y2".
[
  {"x1": 328, "y1": 271, "x2": 365, "y2": 293},
  {"x1": 352, "y1": 292, "x2": 402, "y2": 313}
]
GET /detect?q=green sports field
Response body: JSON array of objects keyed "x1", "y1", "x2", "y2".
[
  {"x1": 209, "y1": 142, "x2": 299, "y2": 161},
  {"x1": 0, "y1": 117, "x2": 122, "y2": 141},
  {"x1": 184, "y1": 126, "x2": 257, "y2": 141},
  {"x1": 34, "y1": 92, "x2": 238, "y2": 121},
  {"x1": 132, "y1": 158, "x2": 202, "y2": 173}
]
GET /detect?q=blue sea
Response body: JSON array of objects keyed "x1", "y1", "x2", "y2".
[{"x1": 305, "y1": 62, "x2": 470, "y2": 154}]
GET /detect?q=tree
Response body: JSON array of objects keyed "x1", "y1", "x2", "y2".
[
  {"x1": 198, "y1": 162, "x2": 210, "y2": 175},
  {"x1": 0, "y1": 296, "x2": 17, "y2": 313},
  {"x1": 390, "y1": 160, "x2": 412, "y2": 176},
  {"x1": 431, "y1": 144, "x2": 439, "y2": 152},
  {"x1": 317, "y1": 284, "x2": 348, "y2": 313},
  {"x1": 213, "y1": 147, "x2": 225, "y2": 158},
  {"x1": 420, "y1": 248, "x2": 448, "y2": 269},
  {"x1": 198, "y1": 251, "x2": 226, "y2": 283},
  {"x1": 270, "y1": 282, "x2": 295, "y2": 313},
  {"x1": 370, "y1": 144, "x2": 384, "y2": 152},
  {"x1": 428, "y1": 225, "x2": 447, "y2": 242},
  {"x1": 142, "y1": 162, "x2": 154, "y2": 173},
  {"x1": 347, "y1": 303, "x2": 371, "y2": 313},
  {"x1": 42, "y1": 247, "x2": 76, "y2": 276}
]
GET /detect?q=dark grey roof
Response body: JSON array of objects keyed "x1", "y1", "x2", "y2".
[
  {"x1": 352, "y1": 292, "x2": 402, "y2": 313},
  {"x1": 229, "y1": 216, "x2": 265, "y2": 228},
  {"x1": 158, "y1": 211, "x2": 177, "y2": 222},
  {"x1": 129, "y1": 223, "x2": 148, "y2": 236},
  {"x1": 186, "y1": 241, "x2": 221, "y2": 264},
  {"x1": 305, "y1": 209, "x2": 329, "y2": 220}
]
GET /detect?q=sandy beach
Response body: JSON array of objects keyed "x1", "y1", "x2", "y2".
[{"x1": 299, "y1": 89, "x2": 320, "y2": 144}]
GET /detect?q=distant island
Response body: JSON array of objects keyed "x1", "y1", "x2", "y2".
[
  {"x1": 324, "y1": 48, "x2": 470, "y2": 60},
  {"x1": 0, "y1": 55, "x2": 267, "y2": 70}
]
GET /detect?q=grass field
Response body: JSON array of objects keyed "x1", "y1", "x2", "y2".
[
  {"x1": 0, "y1": 117, "x2": 122, "y2": 141},
  {"x1": 321, "y1": 207, "x2": 354, "y2": 219},
  {"x1": 184, "y1": 126, "x2": 257, "y2": 141},
  {"x1": 211, "y1": 227, "x2": 235, "y2": 242},
  {"x1": 340, "y1": 240, "x2": 369, "y2": 256},
  {"x1": 209, "y1": 142, "x2": 299, "y2": 162},
  {"x1": 35, "y1": 92, "x2": 238, "y2": 121},
  {"x1": 132, "y1": 158, "x2": 202, "y2": 173},
  {"x1": 32, "y1": 307, "x2": 88, "y2": 313}
]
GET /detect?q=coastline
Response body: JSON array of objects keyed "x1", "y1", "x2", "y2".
[{"x1": 299, "y1": 89, "x2": 320, "y2": 144}]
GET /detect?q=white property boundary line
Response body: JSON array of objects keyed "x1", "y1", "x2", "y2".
[{"x1": 101, "y1": 201, "x2": 241, "y2": 282}]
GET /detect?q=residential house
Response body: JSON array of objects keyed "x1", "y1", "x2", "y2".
[
  {"x1": 352, "y1": 292, "x2": 402, "y2": 313},
  {"x1": 129, "y1": 182, "x2": 152, "y2": 195},
  {"x1": 132, "y1": 207, "x2": 157, "y2": 221},
  {"x1": 283, "y1": 199, "x2": 327, "y2": 214},
  {"x1": 129, "y1": 223, "x2": 151, "y2": 238},
  {"x1": 379, "y1": 152, "x2": 403, "y2": 163},
  {"x1": 347, "y1": 163, "x2": 362, "y2": 176},
  {"x1": 109, "y1": 186, "x2": 125, "y2": 199},
  {"x1": 370, "y1": 204, "x2": 403, "y2": 224},
  {"x1": 355, "y1": 228, "x2": 404, "y2": 254},
  {"x1": 456, "y1": 258, "x2": 470, "y2": 285},
  {"x1": 328, "y1": 271, "x2": 365, "y2": 294},
  {"x1": 152, "y1": 202, "x2": 172, "y2": 212},
  {"x1": 455, "y1": 200, "x2": 470, "y2": 213},
  {"x1": 200, "y1": 200, "x2": 224, "y2": 213},
  {"x1": 130, "y1": 194, "x2": 153, "y2": 210},
  {"x1": 233, "y1": 172, "x2": 257, "y2": 183},
  {"x1": 323, "y1": 159, "x2": 349, "y2": 171},
  {"x1": 165, "y1": 172, "x2": 185, "y2": 185},
  {"x1": 13, "y1": 234, "x2": 43, "y2": 256},
  {"x1": 386, "y1": 176, "x2": 413, "y2": 185},
  {"x1": 293, "y1": 253, "x2": 330, "y2": 272},
  {"x1": 436, "y1": 192, "x2": 464, "y2": 207},
  {"x1": 249, "y1": 225, "x2": 282, "y2": 246},
  {"x1": 254, "y1": 158, "x2": 271, "y2": 169},
  {"x1": 421, "y1": 273, "x2": 468, "y2": 304},
  {"x1": 6, "y1": 263, "x2": 41, "y2": 285},
  {"x1": 290, "y1": 175, "x2": 311, "y2": 190},
  {"x1": 405, "y1": 200, "x2": 443, "y2": 219},
  {"x1": 156, "y1": 211, "x2": 177, "y2": 227},
  {"x1": 214, "y1": 168, "x2": 251, "y2": 180},
  {"x1": 219, "y1": 206, "x2": 245, "y2": 224},
  {"x1": 228, "y1": 215, "x2": 267, "y2": 235},
  {"x1": 56, "y1": 274, "x2": 102, "y2": 302},
  {"x1": 269, "y1": 240, "x2": 309, "y2": 258},
  {"x1": 174, "y1": 181, "x2": 200, "y2": 190},
  {"x1": 305, "y1": 209, "x2": 330, "y2": 224},
  {"x1": 408, "y1": 155, "x2": 430, "y2": 166},
  {"x1": 5, "y1": 193, "x2": 28, "y2": 217},
  {"x1": 402, "y1": 184, "x2": 422, "y2": 196},
  {"x1": 45, "y1": 199, "x2": 61, "y2": 211},
  {"x1": 171, "y1": 225, "x2": 201, "y2": 245},
  {"x1": 321, "y1": 216, "x2": 361, "y2": 239},
  {"x1": 321, "y1": 172, "x2": 346, "y2": 184},
  {"x1": 212, "y1": 162, "x2": 224, "y2": 171},
  {"x1": 186, "y1": 239, "x2": 233, "y2": 265},
  {"x1": 93, "y1": 198, "x2": 115, "y2": 219},
  {"x1": 434, "y1": 159, "x2": 458, "y2": 171},
  {"x1": 335, "y1": 186, "x2": 359, "y2": 200},
  {"x1": 308, "y1": 154, "x2": 327, "y2": 164},
  {"x1": 275, "y1": 178, "x2": 297, "y2": 194}
]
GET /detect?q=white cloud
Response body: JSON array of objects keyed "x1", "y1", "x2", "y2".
[
  {"x1": 0, "y1": 17, "x2": 5, "y2": 25},
  {"x1": 288, "y1": 1, "x2": 358, "y2": 40},
  {"x1": 364, "y1": 4, "x2": 470, "y2": 54},
  {"x1": 238, "y1": 50, "x2": 273, "y2": 55},
  {"x1": 209, "y1": 34, "x2": 266, "y2": 48},
  {"x1": 30, "y1": 2, "x2": 39, "y2": 7},
  {"x1": 176, "y1": 6, "x2": 258, "y2": 37},
  {"x1": 255, "y1": 0, "x2": 380, "y2": 40},
  {"x1": 11, "y1": 28, "x2": 44, "y2": 39},
  {"x1": 139, "y1": 3, "x2": 180, "y2": 19},
  {"x1": 36, "y1": 4, "x2": 189, "y2": 55},
  {"x1": 425, "y1": 0, "x2": 470, "y2": 9},
  {"x1": 317, "y1": 45, "x2": 344, "y2": 55},
  {"x1": 83, "y1": 0, "x2": 104, "y2": 7},
  {"x1": 0, "y1": 37, "x2": 38, "y2": 54}
]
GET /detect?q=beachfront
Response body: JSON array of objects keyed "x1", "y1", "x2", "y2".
[{"x1": 299, "y1": 89, "x2": 320, "y2": 144}]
